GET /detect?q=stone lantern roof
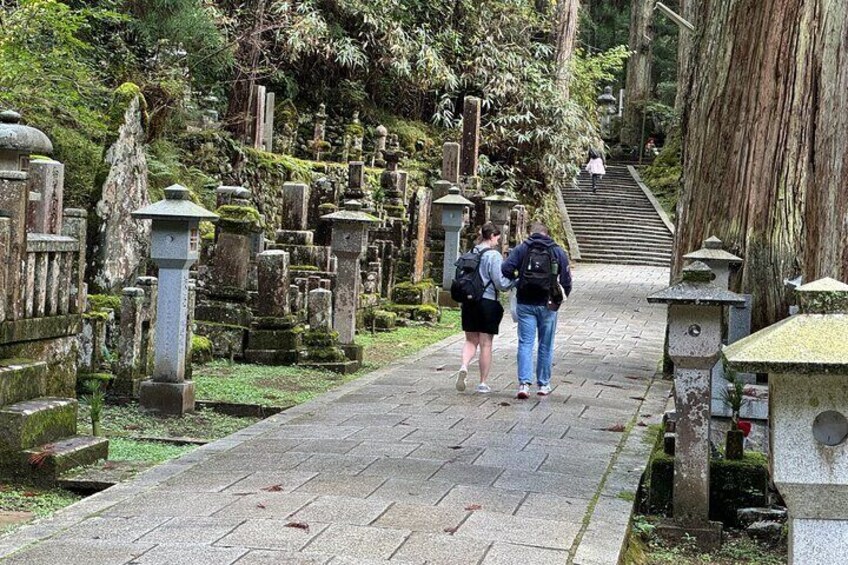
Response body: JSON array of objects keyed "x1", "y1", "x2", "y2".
[
  {"x1": 647, "y1": 261, "x2": 747, "y2": 306},
  {"x1": 597, "y1": 86, "x2": 617, "y2": 106},
  {"x1": 483, "y1": 188, "x2": 519, "y2": 205},
  {"x1": 132, "y1": 185, "x2": 219, "y2": 221},
  {"x1": 724, "y1": 278, "x2": 848, "y2": 374},
  {"x1": 0, "y1": 110, "x2": 53, "y2": 155},
  {"x1": 433, "y1": 186, "x2": 473, "y2": 207},
  {"x1": 683, "y1": 236, "x2": 742, "y2": 264},
  {"x1": 320, "y1": 200, "x2": 379, "y2": 223}
]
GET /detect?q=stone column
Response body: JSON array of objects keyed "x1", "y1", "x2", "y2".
[
  {"x1": 0, "y1": 171, "x2": 28, "y2": 320},
  {"x1": 116, "y1": 287, "x2": 145, "y2": 396},
  {"x1": 373, "y1": 125, "x2": 388, "y2": 167},
  {"x1": 647, "y1": 262, "x2": 746, "y2": 549},
  {"x1": 442, "y1": 142, "x2": 461, "y2": 184},
  {"x1": 281, "y1": 182, "x2": 310, "y2": 231},
  {"x1": 347, "y1": 161, "x2": 366, "y2": 201},
  {"x1": 257, "y1": 250, "x2": 291, "y2": 318},
  {"x1": 184, "y1": 279, "x2": 196, "y2": 379},
  {"x1": 433, "y1": 187, "x2": 473, "y2": 290},
  {"x1": 263, "y1": 91, "x2": 276, "y2": 151},
  {"x1": 412, "y1": 189, "x2": 432, "y2": 284},
  {"x1": 308, "y1": 288, "x2": 333, "y2": 331},
  {"x1": 254, "y1": 85, "x2": 266, "y2": 149},
  {"x1": 0, "y1": 214, "x2": 10, "y2": 323},
  {"x1": 460, "y1": 97, "x2": 481, "y2": 190},
  {"x1": 62, "y1": 208, "x2": 87, "y2": 314},
  {"x1": 27, "y1": 159, "x2": 64, "y2": 234}
]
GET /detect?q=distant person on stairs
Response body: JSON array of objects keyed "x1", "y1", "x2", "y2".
[
  {"x1": 502, "y1": 222, "x2": 572, "y2": 399},
  {"x1": 453, "y1": 222, "x2": 515, "y2": 394},
  {"x1": 586, "y1": 148, "x2": 606, "y2": 193}
]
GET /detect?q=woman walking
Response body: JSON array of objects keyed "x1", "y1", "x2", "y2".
[
  {"x1": 456, "y1": 222, "x2": 514, "y2": 394},
  {"x1": 586, "y1": 148, "x2": 606, "y2": 193}
]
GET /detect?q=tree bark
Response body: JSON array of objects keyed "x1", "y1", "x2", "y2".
[
  {"x1": 224, "y1": 0, "x2": 267, "y2": 142},
  {"x1": 675, "y1": 0, "x2": 848, "y2": 329},
  {"x1": 673, "y1": 0, "x2": 701, "y2": 113},
  {"x1": 621, "y1": 0, "x2": 653, "y2": 146},
  {"x1": 553, "y1": 0, "x2": 580, "y2": 95}
]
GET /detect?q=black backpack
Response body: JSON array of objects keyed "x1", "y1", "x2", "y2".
[
  {"x1": 517, "y1": 242, "x2": 559, "y2": 297},
  {"x1": 451, "y1": 248, "x2": 496, "y2": 303}
]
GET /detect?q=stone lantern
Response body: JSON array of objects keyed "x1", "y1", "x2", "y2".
[
  {"x1": 0, "y1": 110, "x2": 52, "y2": 172},
  {"x1": 596, "y1": 86, "x2": 618, "y2": 140},
  {"x1": 724, "y1": 277, "x2": 848, "y2": 565},
  {"x1": 683, "y1": 236, "x2": 742, "y2": 290},
  {"x1": 321, "y1": 200, "x2": 378, "y2": 356},
  {"x1": 647, "y1": 261, "x2": 746, "y2": 547},
  {"x1": 484, "y1": 188, "x2": 518, "y2": 253},
  {"x1": 433, "y1": 186, "x2": 473, "y2": 291},
  {"x1": 132, "y1": 185, "x2": 218, "y2": 415}
]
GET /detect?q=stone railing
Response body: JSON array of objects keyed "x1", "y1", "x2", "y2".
[{"x1": 0, "y1": 208, "x2": 86, "y2": 327}]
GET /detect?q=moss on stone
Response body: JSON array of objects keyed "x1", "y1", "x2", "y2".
[
  {"x1": 88, "y1": 294, "x2": 121, "y2": 312},
  {"x1": 191, "y1": 335, "x2": 213, "y2": 355},
  {"x1": 216, "y1": 204, "x2": 263, "y2": 227},
  {"x1": 107, "y1": 82, "x2": 147, "y2": 131},
  {"x1": 391, "y1": 280, "x2": 437, "y2": 305}
]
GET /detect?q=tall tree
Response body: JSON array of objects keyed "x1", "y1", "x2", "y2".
[
  {"x1": 673, "y1": 0, "x2": 700, "y2": 113},
  {"x1": 675, "y1": 0, "x2": 848, "y2": 329},
  {"x1": 621, "y1": 0, "x2": 653, "y2": 146},
  {"x1": 553, "y1": 0, "x2": 580, "y2": 95},
  {"x1": 223, "y1": 0, "x2": 267, "y2": 142}
]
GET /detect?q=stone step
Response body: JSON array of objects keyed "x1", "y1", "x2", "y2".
[
  {"x1": 569, "y1": 224, "x2": 671, "y2": 236},
  {"x1": 567, "y1": 211, "x2": 664, "y2": 222},
  {"x1": 20, "y1": 436, "x2": 109, "y2": 484},
  {"x1": 0, "y1": 359, "x2": 50, "y2": 406},
  {"x1": 577, "y1": 241, "x2": 672, "y2": 254},
  {"x1": 578, "y1": 246, "x2": 671, "y2": 259},
  {"x1": 0, "y1": 397, "x2": 78, "y2": 452},
  {"x1": 576, "y1": 232, "x2": 673, "y2": 244},
  {"x1": 578, "y1": 253, "x2": 671, "y2": 267}
]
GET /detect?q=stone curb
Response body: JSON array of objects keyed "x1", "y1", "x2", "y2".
[
  {"x1": 555, "y1": 178, "x2": 582, "y2": 261},
  {"x1": 0, "y1": 330, "x2": 466, "y2": 559},
  {"x1": 627, "y1": 165, "x2": 676, "y2": 236},
  {"x1": 570, "y1": 374, "x2": 672, "y2": 565}
]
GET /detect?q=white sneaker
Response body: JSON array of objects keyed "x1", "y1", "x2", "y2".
[
  {"x1": 517, "y1": 383, "x2": 530, "y2": 399},
  {"x1": 537, "y1": 385, "x2": 552, "y2": 396},
  {"x1": 476, "y1": 383, "x2": 491, "y2": 394},
  {"x1": 455, "y1": 367, "x2": 468, "y2": 392}
]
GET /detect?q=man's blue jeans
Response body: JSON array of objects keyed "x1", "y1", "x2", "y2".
[{"x1": 516, "y1": 303, "x2": 558, "y2": 386}]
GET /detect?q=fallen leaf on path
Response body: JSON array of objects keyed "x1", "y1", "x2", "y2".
[
  {"x1": 601, "y1": 424, "x2": 626, "y2": 432},
  {"x1": 636, "y1": 422, "x2": 648, "y2": 427},
  {"x1": 443, "y1": 527, "x2": 458, "y2": 535},
  {"x1": 465, "y1": 504, "x2": 482, "y2": 511},
  {"x1": 256, "y1": 503, "x2": 266, "y2": 509},
  {"x1": 286, "y1": 522, "x2": 310, "y2": 531},
  {"x1": 447, "y1": 445, "x2": 463, "y2": 450},
  {"x1": 629, "y1": 396, "x2": 646, "y2": 401},
  {"x1": 261, "y1": 484, "x2": 284, "y2": 492},
  {"x1": 498, "y1": 402, "x2": 511, "y2": 407}
]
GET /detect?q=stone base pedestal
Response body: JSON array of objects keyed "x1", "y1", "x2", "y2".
[
  {"x1": 657, "y1": 520, "x2": 723, "y2": 551},
  {"x1": 790, "y1": 518, "x2": 848, "y2": 564},
  {"x1": 439, "y1": 290, "x2": 458, "y2": 308},
  {"x1": 341, "y1": 344, "x2": 364, "y2": 363},
  {"x1": 112, "y1": 373, "x2": 144, "y2": 398},
  {"x1": 243, "y1": 317, "x2": 303, "y2": 366},
  {"x1": 139, "y1": 380, "x2": 195, "y2": 415},
  {"x1": 304, "y1": 360, "x2": 360, "y2": 374}
]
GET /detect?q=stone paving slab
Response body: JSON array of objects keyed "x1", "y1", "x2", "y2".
[{"x1": 0, "y1": 263, "x2": 670, "y2": 565}]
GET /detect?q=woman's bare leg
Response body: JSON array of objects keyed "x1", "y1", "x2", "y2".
[
  {"x1": 461, "y1": 332, "x2": 480, "y2": 368},
  {"x1": 478, "y1": 333, "x2": 494, "y2": 383}
]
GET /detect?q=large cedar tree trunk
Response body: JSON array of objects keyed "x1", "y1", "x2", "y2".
[
  {"x1": 673, "y1": 0, "x2": 701, "y2": 113},
  {"x1": 621, "y1": 0, "x2": 653, "y2": 146},
  {"x1": 675, "y1": 0, "x2": 848, "y2": 329},
  {"x1": 553, "y1": 0, "x2": 580, "y2": 95}
]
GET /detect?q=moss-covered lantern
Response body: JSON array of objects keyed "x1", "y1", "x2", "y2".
[
  {"x1": 433, "y1": 186, "x2": 473, "y2": 290},
  {"x1": 724, "y1": 277, "x2": 848, "y2": 565}
]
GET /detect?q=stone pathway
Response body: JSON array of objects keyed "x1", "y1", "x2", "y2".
[{"x1": 0, "y1": 263, "x2": 671, "y2": 565}]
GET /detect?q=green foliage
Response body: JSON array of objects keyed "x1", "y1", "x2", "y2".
[
  {"x1": 192, "y1": 335, "x2": 213, "y2": 355},
  {"x1": 0, "y1": 484, "x2": 81, "y2": 533},
  {"x1": 88, "y1": 294, "x2": 122, "y2": 312},
  {"x1": 107, "y1": 437, "x2": 195, "y2": 463},
  {"x1": 641, "y1": 132, "x2": 682, "y2": 218}
]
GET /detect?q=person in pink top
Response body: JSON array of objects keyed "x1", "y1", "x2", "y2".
[{"x1": 586, "y1": 148, "x2": 606, "y2": 193}]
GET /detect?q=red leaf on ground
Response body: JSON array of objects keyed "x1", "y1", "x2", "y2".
[
  {"x1": 261, "y1": 484, "x2": 284, "y2": 492},
  {"x1": 256, "y1": 503, "x2": 266, "y2": 509},
  {"x1": 22, "y1": 491, "x2": 38, "y2": 497},
  {"x1": 465, "y1": 504, "x2": 482, "y2": 511},
  {"x1": 636, "y1": 421, "x2": 648, "y2": 427},
  {"x1": 499, "y1": 402, "x2": 511, "y2": 407},
  {"x1": 601, "y1": 424, "x2": 627, "y2": 432},
  {"x1": 286, "y1": 522, "x2": 310, "y2": 531},
  {"x1": 443, "y1": 527, "x2": 458, "y2": 535}
]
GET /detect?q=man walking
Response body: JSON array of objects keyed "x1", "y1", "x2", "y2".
[{"x1": 502, "y1": 222, "x2": 572, "y2": 398}]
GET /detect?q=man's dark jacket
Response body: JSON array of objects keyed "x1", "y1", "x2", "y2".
[{"x1": 502, "y1": 234, "x2": 573, "y2": 306}]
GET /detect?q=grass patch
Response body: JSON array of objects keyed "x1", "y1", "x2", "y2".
[
  {"x1": 106, "y1": 438, "x2": 196, "y2": 463},
  {"x1": 78, "y1": 403, "x2": 259, "y2": 441},
  {"x1": 357, "y1": 309, "x2": 461, "y2": 370},
  {"x1": 0, "y1": 484, "x2": 81, "y2": 534},
  {"x1": 195, "y1": 309, "x2": 462, "y2": 406}
]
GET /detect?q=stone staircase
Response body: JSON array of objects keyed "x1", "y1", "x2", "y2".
[
  {"x1": 562, "y1": 165, "x2": 673, "y2": 267},
  {"x1": 0, "y1": 360, "x2": 108, "y2": 485}
]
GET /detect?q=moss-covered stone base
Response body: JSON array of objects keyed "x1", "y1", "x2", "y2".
[
  {"x1": 645, "y1": 448, "x2": 769, "y2": 527},
  {"x1": 194, "y1": 322, "x2": 248, "y2": 360},
  {"x1": 391, "y1": 280, "x2": 438, "y2": 305}
]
